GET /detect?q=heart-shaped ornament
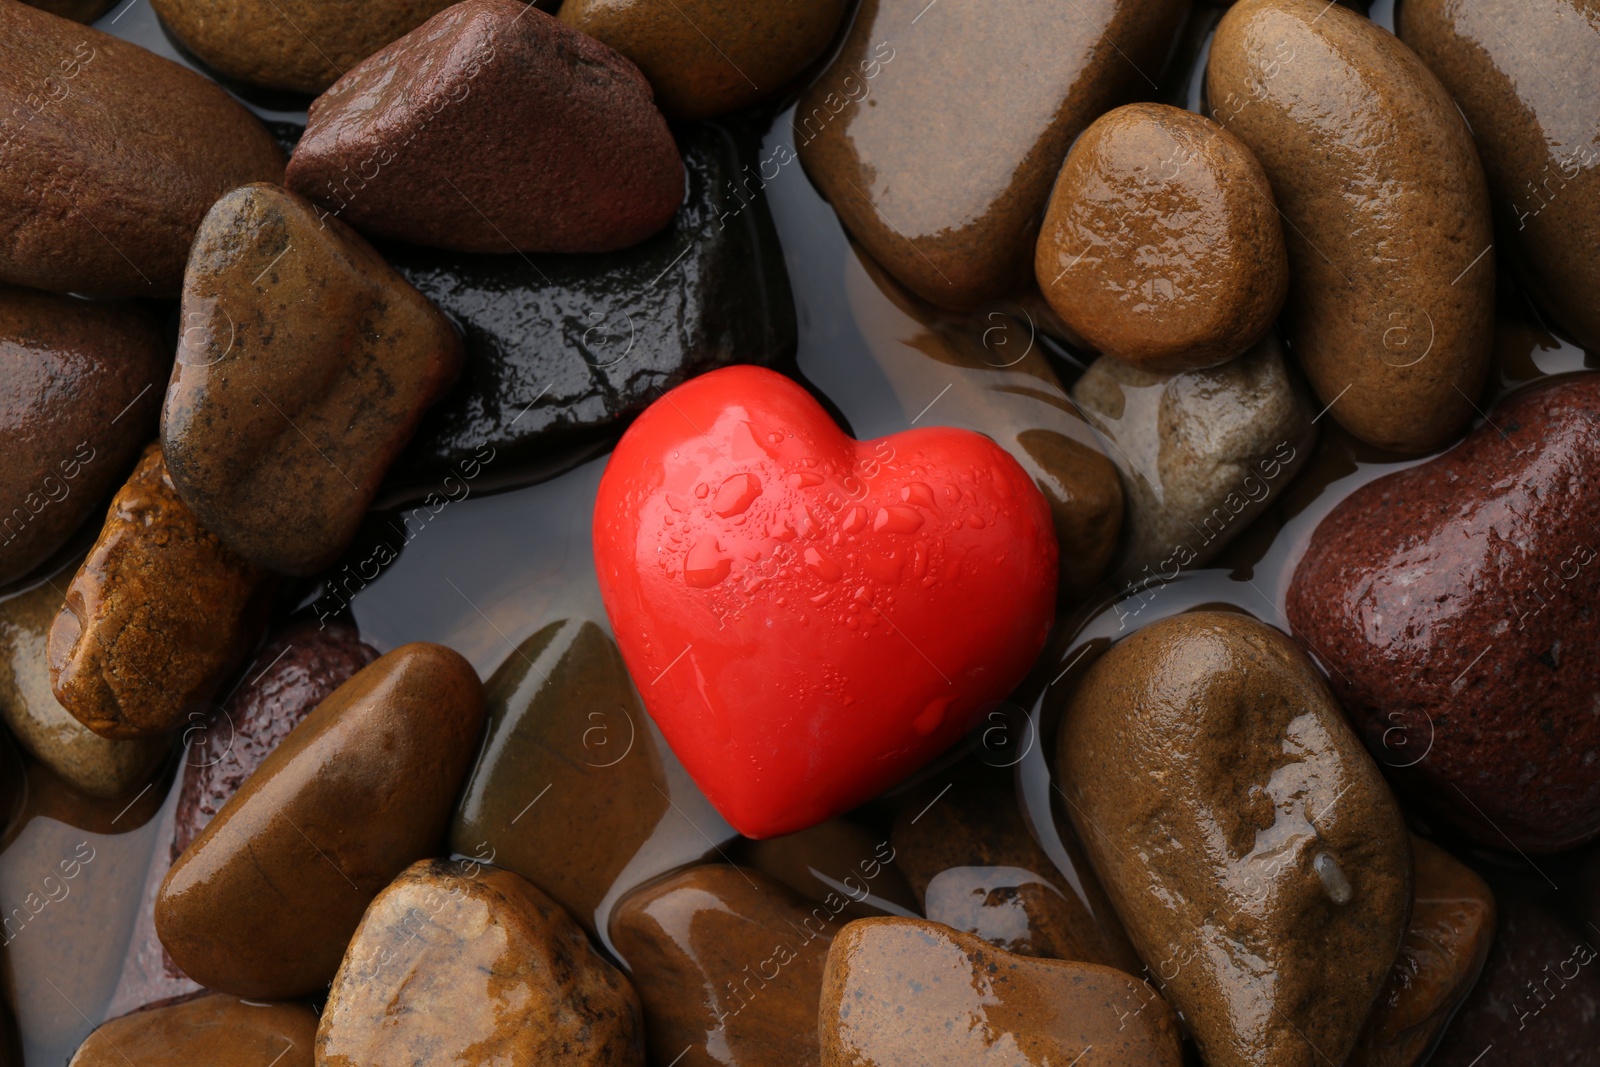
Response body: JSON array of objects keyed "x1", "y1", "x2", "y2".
[{"x1": 593, "y1": 366, "x2": 1057, "y2": 838}]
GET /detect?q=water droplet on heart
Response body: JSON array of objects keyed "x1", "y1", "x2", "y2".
[
  {"x1": 694, "y1": 482, "x2": 709, "y2": 499},
  {"x1": 968, "y1": 513, "x2": 986, "y2": 529},
  {"x1": 789, "y1": 470, "x2": 824, "y2": 489},
  {"x1": 874, "y1": 506, "x2": 924, "y2": 534},
  {"x1": 901, "y1": 482, "x2": 936, "y2": 509},
  {"x1": 805, "y1": 547, "x2": 842, "y2": 582},
  {"x1": 841, "y1": 506, "x2": 868, "y2": 534},
  {"x1": 768, "y1": 431, "x2": 783, "y2": 445},
  {"x1": 914, "y1": 696, "x2": 954, "y2": 736},
  {"x1": 684, "y1": 536, "x2": 731, "y2": 588},
  {"x1": 713, "y1": 473, "x2": 762, "y2": 517}
]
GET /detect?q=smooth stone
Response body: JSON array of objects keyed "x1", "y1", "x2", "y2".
[
  {"x1": 1285, "y1": 375, "x2": 1600, "y2": 853},
  {"x1": 1037, "y1": 102, "x2": 1287, "y2": 372},
  {"x1": 610, "y1": 864, "x2": 835, "y2": 1067},
  {"x1": 0, "y1": 2, "x2": 284, "y2": 297},
  {"x1": 317, "y1": 858, "x2": 644, "y2": 1067},
  {"x1": 796, "y1": 0, "x2": 1188, "y2": 310},
  {"x1": 736, "y1": 817, "x2": 919, "y2": 921},
  {"x1": 1349, "y1": 837, "x2": 1496, "y2": 1067},
  {"x1": 449, "y1": 619, "x2": 671, "y2": 936},
  {"x1": 387, "y1": 121, "x2": 796, "y2": 488},
  {"x1": 1070, "y1": 333, "x2": 1314, "y2": 581},
  {"x1": 1428, "y1": 875, "x2": 1599, "y2": 1066},
  {"x1": 891, "y1": 777, "x2": 1139, "y2": 968},
  {"x1": 558, "y1": 0, "x2": 848, "y2": 120},
  {"x1": 0, "y1": 285, "x2": 166, "y2": 584},
  {"x1": 163, "y1": 182, "x2": 463, "y2": 577},
  {"x1": 0, "y1": 558, "x2": 168, "y2": 798},
  {"x1": 68, "y1": 994, "x2": 317, "y2": 1067},
  {"x1": 819, "y1": 917, "x2": 1183, "y2": 1067},
  {"x1": 155, "y1": 643, "x2": 485, "y2": 998},
  {"x1": 172, "y1": 619, "x2": 379, "y2": 861},
  {"x1": 48, "y1": 444, "x2": 273, "y2": 740},
  {"x1": 848, "y1": 247, "x2": 1125, "y2": 598},
  {"x1": 1400, "y1": 0, "x2": 1600, "y2": 353},
  {"x1": 1207, "y1": 0, "x2": 1493, "y2": 454},
  {"x1": 1058, "y1": 611, "x2": 1412, "y2": 1067},
  {"x1": 152, "y1": 0, "x2": 455, "y2": 93},
  {"x1": 284, "y1": 0, "x2": 683, "y2": 254}
]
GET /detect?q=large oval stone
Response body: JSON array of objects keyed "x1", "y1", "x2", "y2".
[
  {"x1": 155, "y1": 643, "x2": 485, "y2": 998},
  {"x1": 163, "y1": 182, "x2": 464, "y2": 577},
  {"x1": 1058, "y1": 611, "x2": 1412, "y2": 1067},
  {"x1": 68, "y1": 994, "x2": 317, "y2": 1067},
  {"x1": 0, "y1": 3, "x2": 283, "y2": 296},
  {"x1": 1286, "y1": 374, "x2": 1600, "y2": 853}
]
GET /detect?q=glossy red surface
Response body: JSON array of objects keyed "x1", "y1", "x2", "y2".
[{"x1": 593, "y1": 365, "x2": 1057, "y2": 838}]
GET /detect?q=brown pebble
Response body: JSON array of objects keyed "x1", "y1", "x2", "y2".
[
  {"x1": 155, "y1": 643, "x2": 485, "y2": 998},
  {"x1": 0, "y1": 283, "x2": 167, "y2": 585},
  {"x1": 891, "y1": 777, "x2": 1140, "y2": 969},
  {"x1": 318, "y1": 858, "x2": 644, "y2": 1067},
  {"x1": 737, "y1": 817, "x2": 919, "y2": 921},
  {"x1": 0, "y1": 2, "x2": 284, "y2": 297},
  {"x1": 1037, "y1": 103, "x2": 1287, "y2": 372},
  {"x1": 1058, "y1": 611, "x2": 1412, "y2": 1067},
  {"x1": 820, "y1": 917, "x2": 1182, "y2": 1067},
  {"x1": 796, "y1": 0, "x2": 1188, "y2": 310},
  {"x1": 68, "y1": 994, "x2": 316, "y2": 1067},
  {"x1": 162, "y1": 183, "x2": 464, "y2": 577},
  {"x1": 47, "y1": 444, "x2": 273, "y2": 740},
  {"x1": 284, "y1": 0, "x2": 683, "y2": 254},
  {"x1": 558, "y1": 0, "x2": 849, "y2": 120},
  {"x1": 1207, "y1": 0, "x2": 1493, "y2": 454},
  {"x1": 151, "y1": 0, "x2": 455, "y2": 93},
  {"x1": 611, "y1": 865, "x2": 835, "y2": 1067},
  {"x1": 0, "y1": 557, "x2": 168, "y2": 798},
  {"x1": 1400, "y1": 0, "x2": 1600, "y2": 353},
  {"x1": 1349, "y1": 837, "x2": 1496, "y2": 1067}
]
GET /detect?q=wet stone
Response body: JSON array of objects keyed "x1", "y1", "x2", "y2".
[
  {"x1": 0, "y1": 284, "x2": 167, "y2": 585},
  {"x1": 1400, "y1": 0, "x2": 1600, "y2": 353},
  {"x1": 736, "y1": 817, "x2": 919, "y2": 921},
  {"x1": 558, "y1": 0, "x2": 849, "y2": 120},
  {"x1": 1349, "y1": 837, "x2": 1496, "y2": 1067},
  {"x1": 152, "y1": 0, "x2": 456, "y2": 93},
  {"x1": 163, "y1": 182, "x2": 464, "y2": 577},
  {"x1": 387, "y1": 121, "x2": 796, "y2": 489},
  {"x1": 317, "y1": 858, "x2": 644, "y2": 1067},
  {"x1": 156, "y1": 643, "x2": 485, "y2": 998},
  {"x1": 1287, "y1": 374, "x2": 1600, "y2": 853},
  {"x1": 172, "y1": 619, "x2": 379, "y2": 860},
  {"x1": 0, "y1": 557, "x2": 168, "y2": 798},
  {"x1": 796, "y1": 0, "x2": 1188, "y2": 309},
  {"x1": 1071, "y1": 333, "x2": 1314, "y2": 582},
  {"x1": 68, "y1": 994, "x2": 317, "y2": 1067},
  {"x1": 1037, "y1": 102, "x2": 1288, "y2": 373},
  {"x1": 1427, "y1": 874, "x2": 1599, "y2": 1067},
  {"x1": 1058, "y1": 611, "x2": 1412, "y2": 1067},
  {"x1": 891, "y1": 777, "x2": 1137, "y2": 968},
  {"x1": 819, "y1": 918, "x2": 1182, "y2": 1067},
  {"x1": 0, "y1": 3, "x2": 284, "y2": 297},
  {"x1": 285, "y1": 0, "x2": 683, "y2": 254},
  {"x1": 48, "y1": 444, "x2": 273, "y2": 740},
  {"x1": 448, "y1": 619, "x2": 672, "y2": 936},
  {"x1": 610, "y1": 864, "x2": 836, "y2": 1067}
]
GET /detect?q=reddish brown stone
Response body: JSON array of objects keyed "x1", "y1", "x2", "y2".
[
  {"x1": 284, "y1": 0, "x2": 683, "y2": 254},
  {"x1": 1287, "y1": 375, "x2": 1600, "y2": 853}
]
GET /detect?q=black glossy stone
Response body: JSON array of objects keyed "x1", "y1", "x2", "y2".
[{"x1": 384, "y1": 120, "x2": 796, "y2": 489}]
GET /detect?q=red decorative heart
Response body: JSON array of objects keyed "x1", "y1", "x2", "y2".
[{"x1": 593, "y1": 366, "x2": 1058, "y2": 838}]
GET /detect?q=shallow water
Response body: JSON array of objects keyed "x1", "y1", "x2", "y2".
[{"x1": 1, "y1": 1, "x2": 1595, "y2": 1064}]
